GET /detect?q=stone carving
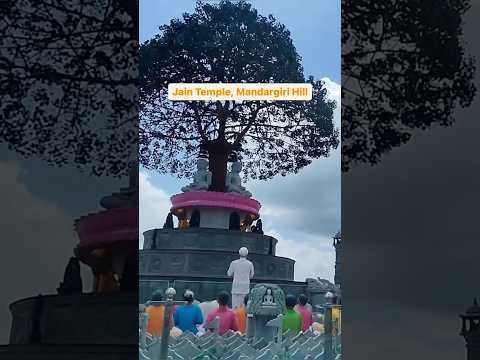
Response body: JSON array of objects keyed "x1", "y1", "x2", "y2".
[
  {"x1": 57, "y1": 257, "x2": 82, "y2": 294},
  {"x1": 247, "y1": 284, "x2": 285, "y2": 316},
  {"x1": 181, "y1": 158, "x2": 212, "y2": 192},
  {"x1": 246, "y1": 283, "x2": 285, "y2": 343},
  {"x1": 261, "y1": 288, "x2": 275, "y2": 305},
  {"x1": 163, "y1": 212, "x2": 174, "y2": 228},
  {"x1": 226, "y1": 161, "x2": 252, "y2": 197}
]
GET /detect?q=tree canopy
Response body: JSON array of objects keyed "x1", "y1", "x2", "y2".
[
  {"x1": 342, "y1": 0, "x2": 476, "y2": 171},
  {"x1": 139, "y1": 0, "x2": 338, "y2": 191},
  {"x1": 0, "y1": 0, "x2": 138, "y2": 177}
]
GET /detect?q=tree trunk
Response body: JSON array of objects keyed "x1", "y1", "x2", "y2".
[{"x1": 206, "y1": 139, "x2": 232, "y2": 192}]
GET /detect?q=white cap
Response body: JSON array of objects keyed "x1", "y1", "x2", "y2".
[
  {"x1": 239, "y1": 247, "x2": 248, "y2": 257},
  {"x1": 184, "y1": 289, "x2": 194, "y2": 298}
]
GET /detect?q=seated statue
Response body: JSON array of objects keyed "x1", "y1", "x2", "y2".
[
  {"x1": 163, "y1": 212, "x2": 174, "y2": 229},
  {"x1": 57, "y1": 257, "x2": 83, "y2": 294},
  {"x1": 256, "y1": 219, "x2": 264, "y2": 235},
  {"x1": 225, "y1": 161, "x2": 252, "y2": 197},
  {"x1": 262, "y1": 288, "x2": 275, "y2": 305},
  {"x1": 181, "y1": 158, "x2": 212, "y2": 192}
]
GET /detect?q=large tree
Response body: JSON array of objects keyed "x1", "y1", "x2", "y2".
[
  {"x1": 140, "y1": 0, "x2": 338, "y2": 191},
  {"x1": 342, "y1": 0, "x2": 476, "y2": 171},
  {"x1": 0, "y1": 0, "x2": 138, "y2": 177}
]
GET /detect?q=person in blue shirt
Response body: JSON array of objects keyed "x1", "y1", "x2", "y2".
[{"x1": 174, "y1": 289, "x2": 204, "y2": 334}]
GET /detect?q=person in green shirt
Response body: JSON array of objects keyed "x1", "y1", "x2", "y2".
[{"x1": 283, "y1": 294, "x2": 302, "y2": 334}]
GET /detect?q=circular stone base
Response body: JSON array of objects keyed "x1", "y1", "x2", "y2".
[
  {"x1": 9, "y1": 293, "x2": 137, "y2": 346},
  {"x1": 143, "y1": 228, "x2": 278, "y2": 256},
  {"x1": 140, "y1": 249, "x2": 294, "y2": 281}
]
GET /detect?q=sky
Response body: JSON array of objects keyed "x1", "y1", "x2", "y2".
[
  {"x1": 342, "y1": 3, "x2": 480, "y2": 359},
  {"x1": 139, "y1": 0, "x2": 341, "y2": 282}
]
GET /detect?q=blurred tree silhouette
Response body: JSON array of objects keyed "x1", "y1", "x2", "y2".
[
  {"x1": 0, "y1": 0, "x2": 138, "y2": 176},
  {"x1": 342, "y1": 0, "x2": 476, "y2": 171}
]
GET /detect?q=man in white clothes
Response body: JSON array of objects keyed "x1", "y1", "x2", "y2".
[{"x1": 227, "y1": 247, "x2": 254, "y2": 309}]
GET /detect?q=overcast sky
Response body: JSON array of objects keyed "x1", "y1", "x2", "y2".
[
  {"x1": 342, "y1": 3, "x2": 480, "y2": 359},
  {"x1": 139, "y1": 0, "x2": 341, "y2": 282},
  {"x1": 0, "y1": 148, "x2": 125, "y2": 343}
]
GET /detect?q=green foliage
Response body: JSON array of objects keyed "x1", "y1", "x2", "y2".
[
  {"x1": 342, "y1": 0, "x2": 476, "y2": 171},
  {"x1": 140, "y1": 0, "x2": 338, "y2": 180},
  {"x1": 0, "y1": 0, "x2": 138, "y2": 177}
]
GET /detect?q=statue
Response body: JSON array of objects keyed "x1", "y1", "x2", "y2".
[
  {"x1": 57, "y1": 256, "x2": 83, "y2": 294},
  {"x1": 256, "y1": 219, "x2": 264, "y2": 235},
  {"x1": 226, "y1": 161, "x2": 252, "y2": 197},
  {"x1": 262, "y1": 287, "x2": 275, "y2": 305},
  {"x1": 189, "y1": 209, "x2": 200, "y2": 228},
  {"x1": 227, "y1": 247, "x2": 254, "y2": 308},
  {"x1": 181, "y1": 158, "x2": 212, "y2": 192},
  {"x1": 246, "y1": 283, "x2": 285, "y2": 341},
  {"x1": 229, "y1": 212, "x2": 241, "y2": 230},
  {"x1": 163, "y1": 212, "x2": 174, "y2": 229}
]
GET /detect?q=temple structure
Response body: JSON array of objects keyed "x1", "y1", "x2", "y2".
[
  {"x1": 2, "y1": 175, "x2": 138, "y2": 359},
  {"x1": 140, "y1": 157, "x2": 340, "y2": 307}
]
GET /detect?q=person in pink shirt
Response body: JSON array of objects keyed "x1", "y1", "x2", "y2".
[
  {"x1": 295, "y1": 294, "x2": 313, "y2": 332},
  {"x1": 205, "y1": 291, "x2": 238, "y2": 335}
]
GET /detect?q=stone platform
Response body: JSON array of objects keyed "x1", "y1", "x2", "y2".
[
  {"x1": 8, "y1": 293, "x2": 137, "y2": 345},
  {"x1": 140, "y1": 228, "x2": 325, "y2": 303}
]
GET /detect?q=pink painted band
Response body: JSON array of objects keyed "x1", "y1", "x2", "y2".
[
  {"x1": 171, "y1": 191, "x2": 261, "y2": 215},
  {"x1": 75, "y1": 207, "x2": 138, "y2": 249}
]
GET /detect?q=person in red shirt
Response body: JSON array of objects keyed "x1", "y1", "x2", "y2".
[
  {"x1": 295, "y1": 294, "x2": 313, "y2": 332},
  {"x1": 206, "y1": 291, "x2": 238, "y2": 335}
]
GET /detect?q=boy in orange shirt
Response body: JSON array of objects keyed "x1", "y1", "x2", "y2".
[{"x1": 145, "y1": 290, "x2": 173, "y2": 336}]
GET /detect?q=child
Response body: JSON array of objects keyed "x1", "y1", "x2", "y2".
[
  {"x1": 145, "y1": 290, "x2": 173, "y2": 336},
  {"x1": 295, "y1": 294, "x2": 313, "y2": 331},
  {"x1": 282, "y1": 294, "x2": 302, "y2": 334}
]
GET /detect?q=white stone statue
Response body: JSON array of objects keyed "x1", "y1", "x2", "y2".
[
  {"x1": 227, "y1": 247, "x2": 254, "y2": 308},
  {"x1": 226, "y1": 161, "x2": 252, "y2": 197},
  {"x1": 262, "y1": 288, "x2": 275, "y2": 305},
  {"x1": 181, "y1": 158, "x2": 212, "y2": 192}
]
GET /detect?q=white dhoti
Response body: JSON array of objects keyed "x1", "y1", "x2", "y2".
[
  {"x1": 227, "y1": 257, "x2": 254, "y2": 308},
  {"x1": 231, "y1": 293, "x2": 247, "y2": 309}
]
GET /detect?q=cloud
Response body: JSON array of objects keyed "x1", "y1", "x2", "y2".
[
  {"x1": 321, "y1": 77, "x2": 341, "y2": 104},
  {"x1": 139, "y1": 171, "x2": 172, "y2": 248},
  {"x1": 246, "y1": 79, "x2": 341, "y2": 281},
  {"x1": 0, "y1": 161, "x2": 83, "y2": 343},
  {"x1": 267, "y1": 228, "x2": 335, "y2": 282}
]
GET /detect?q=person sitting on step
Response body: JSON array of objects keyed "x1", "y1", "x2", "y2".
[
  {"x1": 282, "y1": 294, "x2": 302, "y2": 335},
  {"x1": 205, "y1": 291, "x2": 238, "y2": 335},
  {"x1": 174, "y1": 290, "x2": 204, "y2": 335}
]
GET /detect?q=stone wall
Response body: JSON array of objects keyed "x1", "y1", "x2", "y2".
[
  {"x1": 9, "y1": 293, "x2": 137, "y2": 345},
  {"x1": 143, "y1": 228, "x2": 277, "y2": 256},
  {"x1": 139, "y1": 279, "x2": 307, "y2": 304},
  {"x1": 140, "y1": 250, "x2": 295, "y2": 281}
]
